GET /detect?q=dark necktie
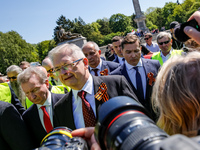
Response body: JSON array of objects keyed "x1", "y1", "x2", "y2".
[
  {"x1": 40, "y1": 106, "x2": 53, "y2": 133},
  {"x1": 92, "y1": 68, "x2": 99, "y2": 76},
  {"x1": 134, "y1": 67, "x2": 144, "y2": 100},
  {"x1": 78, "y1": 91, "x2": 96, "y2": 127}
]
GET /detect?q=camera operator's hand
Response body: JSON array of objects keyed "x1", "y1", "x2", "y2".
[
  {"x1": 71, "y1": 127, "x2": 101, "y2": 150},
  {"x1": 184, "y1": 11, "x2": 200, "y2": 45}
]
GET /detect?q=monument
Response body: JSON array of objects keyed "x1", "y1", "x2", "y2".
[
  {"x1": 132, "y1": 0, "x2": 148, "y2": 32},
  {"x1": 56, "y1": 25, "x2": 87, "y2": 48}
]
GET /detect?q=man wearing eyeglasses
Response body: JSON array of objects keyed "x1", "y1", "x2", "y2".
[
  {"x1": 42, "y1": 57, "x2": 62, "y2": 86},
  {"x1": 143, "y1": 33, "x2": 159, "y2": 53},
  {"x1": 18, "y1": 66, "x2": 65, "y2": 148},
  {"x1": 82, "y1": 41, "x2": 120, "y2": 76},
  {"x1": 151, "y1": 32, "x2": 183, "y2": 66},
  {"x1": 48, "y1": 43, "x2": 138, "y2": 130}
]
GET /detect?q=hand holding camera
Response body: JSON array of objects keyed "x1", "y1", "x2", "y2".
[{"x1": 183, "y1": 11, "x2": 200, "y2": 44}]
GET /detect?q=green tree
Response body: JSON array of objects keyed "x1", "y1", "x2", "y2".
[
  {"x1": 36, "y1": 40, "x2": 56, "y2": 62},
  {"x1": 109, "y1": 13, "x2": 131, "y2": 33},
  {"x1": 53, "y1": 15, "x2": 74, "y2": 44},
  {"x1": 96, "y1": 18, "x2": 112, "y2": 35},
  {"x1": 0, "y1": 31, "x2": 38, "y2": 74}
]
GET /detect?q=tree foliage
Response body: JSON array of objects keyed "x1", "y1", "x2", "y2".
[
  {"x1": 0, "y1": 31, "x2": 38, "y2": 74},
  {"x1": 109, "y1": 13, "x2": 131, "y2": 33}
]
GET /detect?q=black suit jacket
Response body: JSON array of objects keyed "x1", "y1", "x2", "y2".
[
  {"x1": 0, "y1": 101, "x2": 34, "y2": 150},
  {"x1": 22, "y1": 93, "x2": 65, "y2": 148},
  {"x1": 53, "y1": 75, "x2": 138, "y2": 130},
  {"x1": 89, "y1": 60, "x2": 120, "y2": 75},
  {"x1": 110, "y1": 58, "x2": 160, "y2": 120}
]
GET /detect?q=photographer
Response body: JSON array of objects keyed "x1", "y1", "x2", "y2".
[{"x1": 184, "y1": 11, "x2": 200, "y2": 45}]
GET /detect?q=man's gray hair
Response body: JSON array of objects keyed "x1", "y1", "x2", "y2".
[
  {"x1": 17, "y1": 67, "x2": 47, "y2": 85},
  {"x1": 82, "y1": 41, "x2": 100, "y2": 52},
  {"x1": 48, "y1": 43, "x2": 85, "y2": 65},
  {"x1": 156, "y1": 32, "x2": 172, "y2": 43},
  {"x1": 6, "y1": 65, "x2": 22, "y2": 74}
]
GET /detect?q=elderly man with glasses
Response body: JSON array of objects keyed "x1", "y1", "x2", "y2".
[
  {"x1": 48, "y1": 43, "x2": 138, "y2": 130},
  {"x1": 151, "y1": 32, "x2": 183, "y2": 66}
]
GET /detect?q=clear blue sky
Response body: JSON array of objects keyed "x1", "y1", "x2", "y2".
[{"x1": 0, "y1": 0, "x2": 181, "y2": 44}]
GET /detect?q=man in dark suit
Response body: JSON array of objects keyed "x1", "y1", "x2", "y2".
[
  {"x1": 48, "y1": 43, "x2": 138, "y2": 130},
  {"x1": 18, "y1": 66, "x2": 65, "y2": 148},
  {"x1": 82, "y1": 41, "x2": 120, "y2": 76},
  {"x1": 110, "y1": 34, "x2": 161, "y2": 120},
  {"x1": 112, "y1": 36, "x2": 125, "y2": 65},
  {"x1": 0, "y1": 101, "x2": 34, "y2": 150}
]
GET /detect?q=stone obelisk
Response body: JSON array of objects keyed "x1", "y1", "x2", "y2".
[{"x1": 132, "y1": 0, "x2": 148, "y2": 32}]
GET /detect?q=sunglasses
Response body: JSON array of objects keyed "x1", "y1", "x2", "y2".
[
  {"x1": 158, "y1": 40, "x2": 170, "y2": 45},
  {"x1": 47, "y1": 68, "x2": 54, "y2": 73},
  {"x1": 7, "y1": 76, "x2": 17, "y2": 80},
  {"x1": 144, "y1": 36, "x2": 152, "y2": 40}
]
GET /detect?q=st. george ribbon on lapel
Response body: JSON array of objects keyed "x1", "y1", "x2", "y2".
[
  {"x1": 100, "y1": 69, "x2": 108, "y2": 76},
  {"x1": 94, "y1": 82, "x2": 109, "y2": 102}
]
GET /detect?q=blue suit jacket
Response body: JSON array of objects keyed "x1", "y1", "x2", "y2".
[
  {"x1": 89, "y1": 60, "x2": 120, "y2": 75},
  {"x1": 22, "y1": 93, "x2": 65, "y2": 148},
  {"x1": 110, "y1": 58, "x2": 161, "y2": 120}
]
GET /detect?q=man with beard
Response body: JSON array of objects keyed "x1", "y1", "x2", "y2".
[{"x1": 6, "y1": 65, "x2": 26, "y2": 108}]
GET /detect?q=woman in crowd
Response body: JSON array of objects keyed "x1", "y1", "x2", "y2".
[{"x1": 152, "y1": 51, "x2": 200, "y2": 137}]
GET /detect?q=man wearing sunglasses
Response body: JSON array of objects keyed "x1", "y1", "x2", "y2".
[
  {"x1": 42, "y1": 57, "x2": 62, "y2": 86},
  {"x1": 143, "y1": 33, "x2": 159, "y2": 53},
  {"x1": 6, "y1": 65, "x2": 27, "y2": 108},
  {"x1": 48, "y1": 43, "x2": 138, "y2": 130},
  {"x1": 151, "y1": 32, "x2": 183, "y2": 66}
]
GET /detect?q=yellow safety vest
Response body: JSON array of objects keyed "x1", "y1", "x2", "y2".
[
  {"x1": 151, "y1": 50, "x2": 183, "y2": 66},
  {"x1": 0, "y1": 82, "x2": 12, "y2": 103}
]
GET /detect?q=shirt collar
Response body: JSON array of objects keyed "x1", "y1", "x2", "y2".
[
  {"x1": 90, "y1": 59, "x2": 102, "y2": 71},
  {"x1": 72, "y1": 74, "x2": 93, "y2": 98},
  {"x1": 37, "y1": 91, "x2": 51, "y2": 109},
  {"x1": 160, "y1": 48, "x2": 173, "y2": 57},
  {"x1": 125, "y1": 59, "x2": 143, "y2": 70}
]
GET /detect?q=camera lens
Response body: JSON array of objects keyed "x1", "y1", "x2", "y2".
[{"x1": 95, "y1": 96, "x2": 169, "y2": 150}]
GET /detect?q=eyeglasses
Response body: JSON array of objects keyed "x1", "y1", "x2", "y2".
[
  {"x1": 47, "y1": 68, "x2": 54, "y2": 73},
  {"x1": 158, "y1": 40, "x2": 170, "y2": 45},
  {"x1": 144, "y1": 37, "x2": 150, "y2": 40},
  {"x1": 54, "y1": 58, "x2": 83, "y2": 76},
  {"x1": 7, "y1": 76, "x2": 17, "y2": 80}
]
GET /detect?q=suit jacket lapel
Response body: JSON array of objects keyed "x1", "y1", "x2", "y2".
[
  {"x1": 92, "y1": 76, "x2": 105, "y2": 117},
  {"x1": 101, "y1": 60, "x2": 110, "y2": 73},
  {"x1": 32, "y1": 105, "x2": 47, "y2": 134},
  {"x1": 141, "y1": 58, "x2": 151, "y2": 100}
]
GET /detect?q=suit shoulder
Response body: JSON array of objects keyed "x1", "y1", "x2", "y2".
[{"x1": 143, "y1": 58, "x2": 161, "y2": 67}]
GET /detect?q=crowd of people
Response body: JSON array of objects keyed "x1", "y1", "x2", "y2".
[{"x1": 1, "y1": 10, "x2": 200, "y2": 150}]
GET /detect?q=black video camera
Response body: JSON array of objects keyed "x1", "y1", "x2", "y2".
[
  {"x1": 173, "y1": 19, "x2": 200, "y2": 42},
  {"x1": 34, "y1": 127, "x2": 88, "y2": 150},
  {"x1": 94, "y1": 96, "x2": 200, "y2": 150}
]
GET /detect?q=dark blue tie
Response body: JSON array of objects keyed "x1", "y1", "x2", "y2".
[{"x1": 134, "y1": 67, "x2": 144, "y2": 100}]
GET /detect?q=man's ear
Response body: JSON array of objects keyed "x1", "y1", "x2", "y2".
[
  {"x1": 98, "y1": 50, "x2": 101, "y2": 55},
  {"x1": 45, "y1": 79, "x2": 49, "y2": 89},
  {"x1": 83, "y1": 58, "x2": 88, "y2": 66}
]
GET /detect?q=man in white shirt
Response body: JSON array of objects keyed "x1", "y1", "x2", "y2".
[
  {"x1": 112, "y1": 36, "x2": 125, "y2": 65},
  {"x1": 18, "y1": 66, "x2": 64, "y2": 148},
  {"x1": 82, "y1": 41, "x2": 120, "y2": 76},
  {"x1": 143, "y1": 33, "x2": 160, "y2": 53}
]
